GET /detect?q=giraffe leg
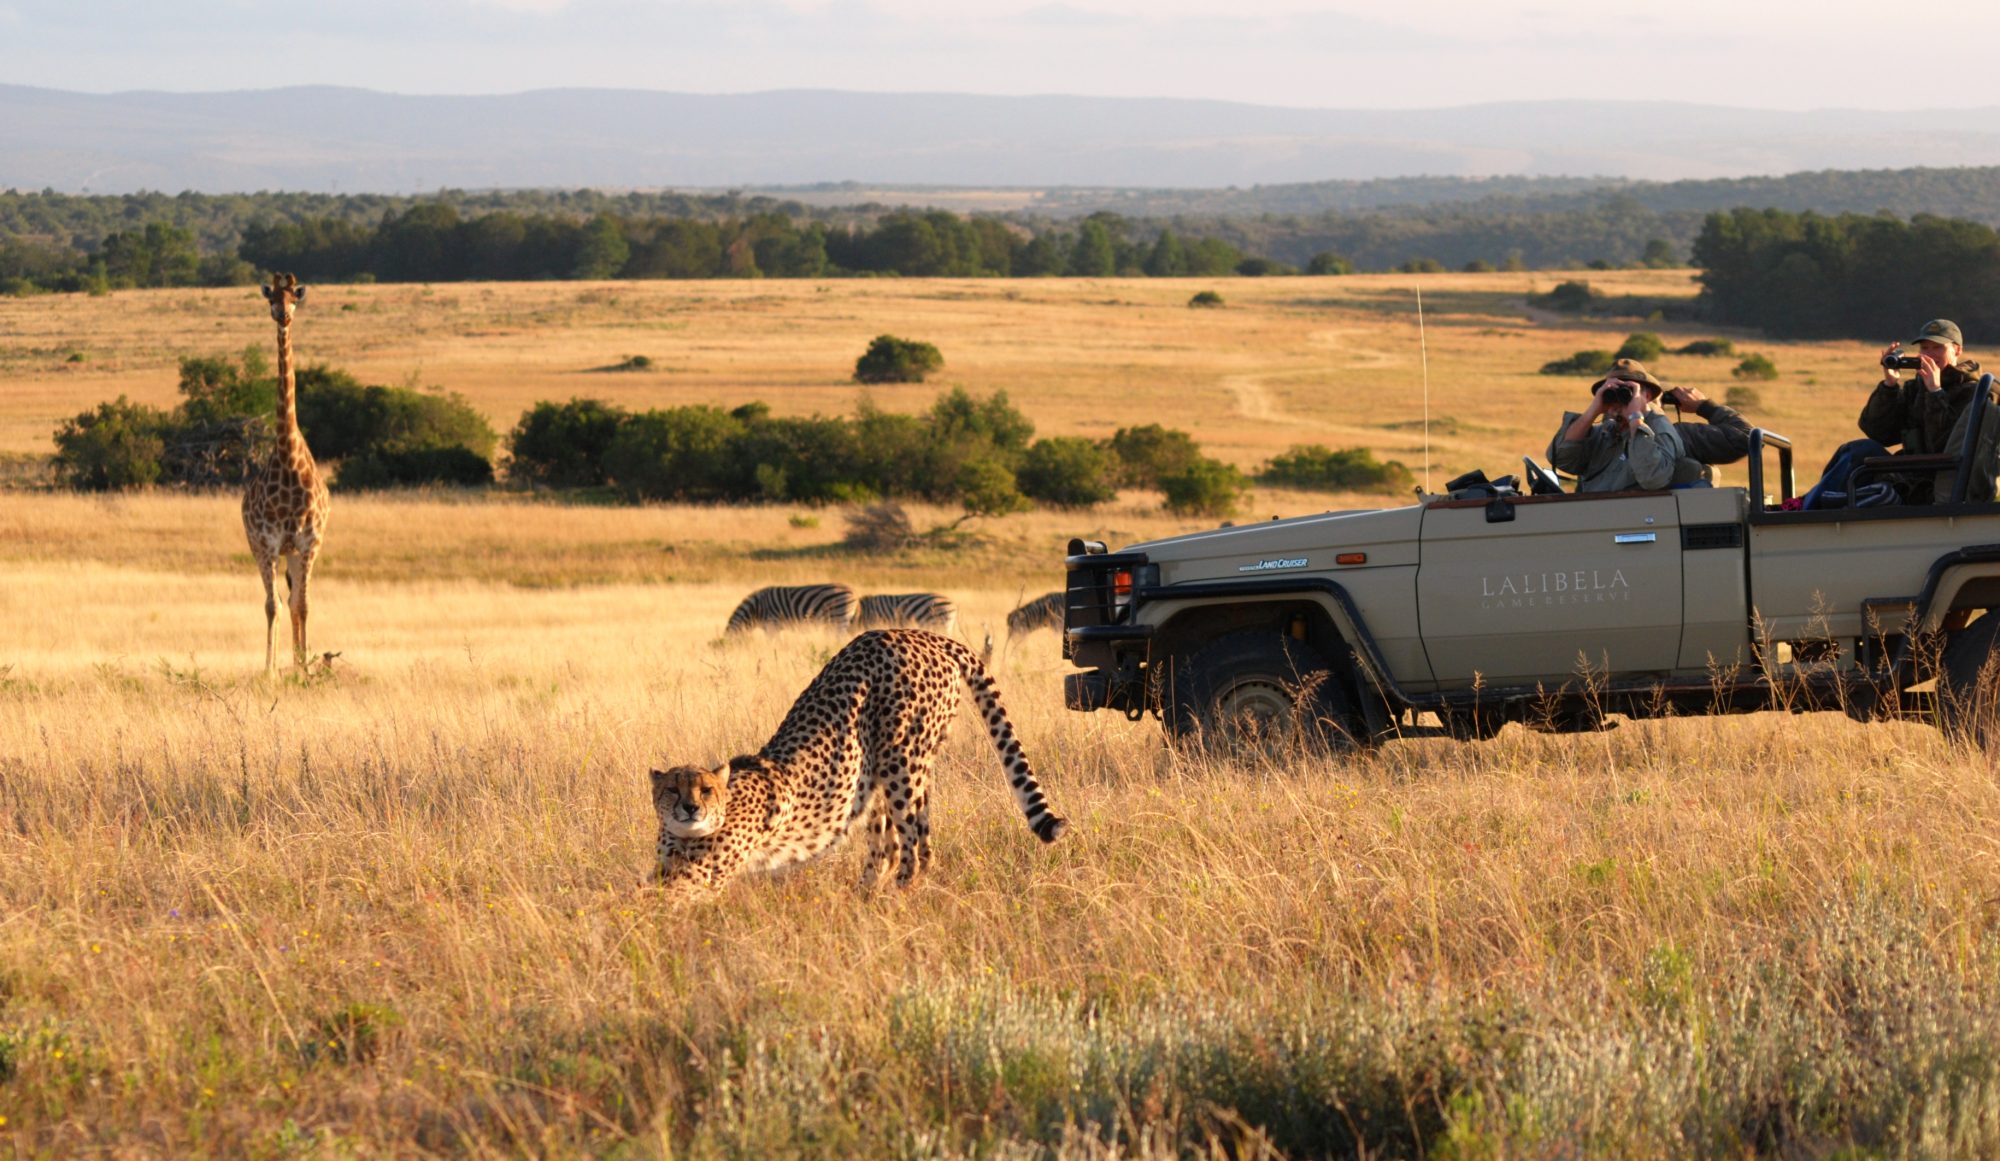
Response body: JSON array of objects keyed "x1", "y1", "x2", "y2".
[
  {"x1": 257, "y1": 553, "x2": 279, "y2": 676},
  {"x1": 286, "y1": 550, "x2": 313, "y2": 670}
]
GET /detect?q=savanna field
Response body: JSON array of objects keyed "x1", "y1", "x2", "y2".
[{"x1": 5, "y1": 273, "x2": 2000, "y2": 1156}]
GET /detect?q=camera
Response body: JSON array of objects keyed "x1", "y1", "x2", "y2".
[
  {"x1": 1882, "y1": 352, "x2": 1924, "y2": 370},
  {"x1": 1598, "y1": 381, "x2": 1635, "y2": 408}
]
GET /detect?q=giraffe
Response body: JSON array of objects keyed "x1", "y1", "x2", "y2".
[{"x1": 242, "y1": 272, "x2": 331, "y2": 675}]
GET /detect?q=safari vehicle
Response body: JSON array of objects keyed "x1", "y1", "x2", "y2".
[{"x1": 1062, "y1": 384, "x2": 2000, "y2": 749}]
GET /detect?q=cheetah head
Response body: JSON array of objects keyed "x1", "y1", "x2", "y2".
[{"x1": 652, "y1": 764, "x2": 728, "y2": 839}]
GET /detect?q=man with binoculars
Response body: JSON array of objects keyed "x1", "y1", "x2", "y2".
[
  {"x1": 1548, "y1": 358, "x2": 1686, "y2": 492},
  {"x1": 1802, "y1": 318, "x2": 1990, "y2": 508}
]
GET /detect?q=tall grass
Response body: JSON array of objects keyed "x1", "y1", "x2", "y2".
[{"x1": 3, "y1": 524, "x2": 2000, "y2": 1154}]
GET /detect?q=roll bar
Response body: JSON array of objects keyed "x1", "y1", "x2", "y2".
[{"x1": 1746, "y1": 428, "x2": 1795, "y2": 513}]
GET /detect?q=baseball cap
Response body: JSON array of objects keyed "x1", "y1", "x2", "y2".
[
  {"x1": 1909, "y1": 319, "x2": 1964, "y2": 347},
  {"x1": 1590, "y1": 357, "x2": 1664, "y2": 396}
]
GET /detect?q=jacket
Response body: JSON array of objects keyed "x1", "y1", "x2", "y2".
[
  {"x1": 1670, "y1": 400, "x2": 1754, "y2": 485},
  {"x1": 1858, "y1": 360, "x2": 1984, "y2": 454},
  {"x1": 1548, "y1": 412, "x2": 1684, "y2": 493}
]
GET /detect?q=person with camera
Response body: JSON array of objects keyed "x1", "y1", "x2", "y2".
[
  {"x1": 1803, "y1": 318, "x2": 1986, "y2": 508},
  {"x1": 1660, "y1": 382, "x2": 1754, "y2": 485},
  {"x1": 1547, "y1": 358, "x2": 1684, "y2": 493}
]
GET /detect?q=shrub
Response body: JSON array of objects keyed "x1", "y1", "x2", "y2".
[
  {"x1": 1397, "y1": 257, "x2": 1446, "y2": 274},
  {"x1": 507, "y1": 398, "x2": 630, "y2": 488},
  {"x1": 1676, "y1": 339, "x2": 1736, "y2": 357},
  {"x1": 336, "y1": 446, "x2": 494, "y2": 490},
  {"x1": 1160, "y1": 457, "x2": 1247, "y2": 517},
  {"x1": 602, "y1": 405, "x2": 746, "y2": 501},
  {"x1": 1017, "y1": 436, "x2": 1118, "y2": 508},
  {"x1": 294, "y1": 369, "x2": 498, "y2": 462},
  {"x1": 955, "y1": 456, "x2": 1031, "y2": 517},
  {"x1": 1539, "y1": 350, "x2": 1616, "y2": 376},
  {"x1": 1614, "y1": 332, "x2": 1666, "y2": 362},
  {"x1": 854, "y1": 334, "x2": 944, "y2": 384},
  {"x1": 1537, "y1": 281, "x2": 1596, "y2": 312},
  {"x1": 1234, "y1": 257, "x2": 1296, "y2": 277},
  {"x1": 1734, "y1": 353, "x2": 1780, "y2": 381},
  {"x1": 1725, "y1": 385, "x2": 1763, "y2": 408},
  {"x1": 1260, "y1": 445, "x2": 1414, "y2": 494},
  {"x1": 1188, "y1": 290, "x2": 1225, "y2": 308},
  {"x1": 1108, "y1": 424, "x2": 1202, "y2": 488},
  {"x1": 52, "y1": 396, "x2": 169, "y2": 490},
  {"x1": 1463, "y1": 259, "x2": 1494, "y2": 273},
  {"x1": 1306, "y1": 253, "x2": 1353, "y2": 276}
]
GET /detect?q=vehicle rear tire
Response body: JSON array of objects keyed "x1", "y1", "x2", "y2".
[
  {"x1": 1937, "y1": 611, "x2": 2000, "y2": 746},
  {"x1": 1164, "y1": 630, "x2": 1360, "y2": 756}
]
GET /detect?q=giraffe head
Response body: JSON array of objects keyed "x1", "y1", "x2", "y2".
[{"x1": 262, "y1": 272, "x2": 307, "y2": 325}]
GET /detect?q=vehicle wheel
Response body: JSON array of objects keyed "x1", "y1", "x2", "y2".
[
  {"x1": 1937, "y1": 612, "x2": 2000, "y2": 745},
  {"x1": 1164, "y1": 630, "x2": 1359, "y2": 756}
]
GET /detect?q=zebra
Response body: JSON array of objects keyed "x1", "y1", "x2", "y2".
[
  {"x1": 856, "y1": 592, "x2": 958, "y2": 633},
  {"x1": 1007, "y1": 591, "x2": 1065, "y2": 637},
  {"x1": 725, "y1": 583, "x2": 858, "y2": 634}
]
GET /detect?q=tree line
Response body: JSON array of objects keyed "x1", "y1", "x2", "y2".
[{"x1": 1692, "y1": 208, "x2": 2000, "y2": 340}]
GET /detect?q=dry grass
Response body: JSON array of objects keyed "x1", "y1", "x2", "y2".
[{"x1": 3, "y1": 275, "x2": 1999, "y2": 1154}]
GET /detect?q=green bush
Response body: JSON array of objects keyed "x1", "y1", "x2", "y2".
[
  {"x1": 1537, "y1": 281, "x2": 1597, "y2": 312},
  {"x1": 1676, "y1": 339, "x2": 1737, "y2": 357},
  {"x1": 1260, "y1": 445, "x2": 1414, "y2": 494},
  {"x1": 52, "y1": 396, "x2": 169, "y2": 490},
  {"x1": 1017, "y1": 436, "x2": 1119, "y2": 508},
  {"x1": 1108, "y1": 424, "x2": 1202, "y2": 488},
  {"x1": 1462, "y1": 259, "x2": 1494, "y2": 273},
  {"x1": 854, "y1": 335, "x2": 944, "y2": 384},
  {"x1": 1614, "y1": 332, "x2": 1666, "y2": 362},
  {"x1": 1188, "y1": 290, "x2": 1225, "y2": 308},
  {"x1": 602, "y1": 405, "x2": 746, "y2": 501},
  {"x1": 1725, "y1": 385, "x2": 1763, "y2": 408},
  {"x1": 336, "y1": 446, "x2": 494, "y2": 490},
  {"x1": 507, "y1": 398, "x2": 630, "y2": 488},
  {"x1": 1234, "y1": 257, "x2": 1296, "y2": 277},
  {"x1": 955, "y1": 457, "x2": 1032, "y2": 517},
  {"x1": 1539, "y1": 350, "x2": 1616, "y2": 376},
  {"x1": 1734, "y1": 353, "x2": 1780, "y2": 381},
  {"x1": 1306, "y1": 253, "x2": 1353, "y2": 276},
  {"x1": 294, "y1": 368, "x2": 497, "y2": 462},
  {"x1": 1160, "y1": 458, "x2": 1247, "y2": 517},
  {"x1": 1397, "y1": 257, "x2": 1446, "y2": 274}
]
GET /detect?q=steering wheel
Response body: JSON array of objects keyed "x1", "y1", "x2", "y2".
[{"x1": 1522, "y1": 456, "x2": 1565, "y2": 496}]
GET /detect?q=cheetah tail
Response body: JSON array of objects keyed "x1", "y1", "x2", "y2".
[{"x1": 955, "y1": 646, "x2": 1067, "y2": 843}]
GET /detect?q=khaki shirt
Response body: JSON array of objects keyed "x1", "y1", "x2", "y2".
[{"x1": 1548, "y1": 412, "x2": 1684, "y2": 492}]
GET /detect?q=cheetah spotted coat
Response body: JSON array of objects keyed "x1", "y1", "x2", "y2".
[{"x1": 651, "y1": 629, "x2": 1066, "y2": 893}]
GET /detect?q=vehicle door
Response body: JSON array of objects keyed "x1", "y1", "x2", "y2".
[{"x1": 1416, "y1": 493, "x2": 1685, "y2": 687}]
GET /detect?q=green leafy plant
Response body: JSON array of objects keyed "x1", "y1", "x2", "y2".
[{"x1": 854, "y1": 335, "x2": 944, "y2": 384}]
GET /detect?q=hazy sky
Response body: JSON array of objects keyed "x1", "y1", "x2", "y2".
[{"x1": 2, "y1": 0, "x2": 1990, "y2": 111}]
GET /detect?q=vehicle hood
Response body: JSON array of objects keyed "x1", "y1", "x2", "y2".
[{"x1": 1125, "y1": 504, "x2": 1423, "y2": 584}]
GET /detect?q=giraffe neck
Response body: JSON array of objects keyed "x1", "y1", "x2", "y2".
[{"x1": 274, "y1": 317, "x2": 306, "y2": 459}]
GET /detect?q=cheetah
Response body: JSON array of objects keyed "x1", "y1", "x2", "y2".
[{"x1": 650, "y1": 629, "x2": 1067, "y2": 894}]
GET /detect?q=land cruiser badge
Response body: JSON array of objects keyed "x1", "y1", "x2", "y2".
[{"x1": 1238, "y1": 557, "x2": 1309, "y2": 573}]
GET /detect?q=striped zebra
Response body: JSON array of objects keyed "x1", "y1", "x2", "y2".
[
  {"x1": 856, "y1": 592, "x2": 958, "y2": 633},
  {"x1": 1006, "y1": 591, "x2": 1065, "y2": 637},
  {"x1": 725, "y1": 583, "x2": 858, "y2": 634}
]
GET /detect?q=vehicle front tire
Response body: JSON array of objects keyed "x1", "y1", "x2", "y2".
[
  {"x1": 1937, "y1": 611, "x2": 2000, "y2": 746},
  {"x1": 1163, "y1": 630, "x2": 1360, "y2": 756}
]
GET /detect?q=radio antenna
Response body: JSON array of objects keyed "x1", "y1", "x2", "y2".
[{"x1": 1416, "y1": 279, "x2": 1432, "y2": 493}]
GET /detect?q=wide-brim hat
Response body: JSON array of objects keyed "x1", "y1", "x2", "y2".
[
  {"x1": 1908, "y1": 318, "x2": 1964, "y2": 348},
  {"x1": 1590, "y1": 357, "x2": 1664, "y2": 396}
]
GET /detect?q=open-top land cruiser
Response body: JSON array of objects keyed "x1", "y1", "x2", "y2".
[{"x1": 1064, "y1": 398, "x2": 2000, "y2": 749}]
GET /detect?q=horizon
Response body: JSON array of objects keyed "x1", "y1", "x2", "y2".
[
  {"x1": 4, "y1": 0, "x2": 1993, "y2": 113},
  {"x1": 10, "y1": 81, "x2": 2000, "y2": 121}
]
